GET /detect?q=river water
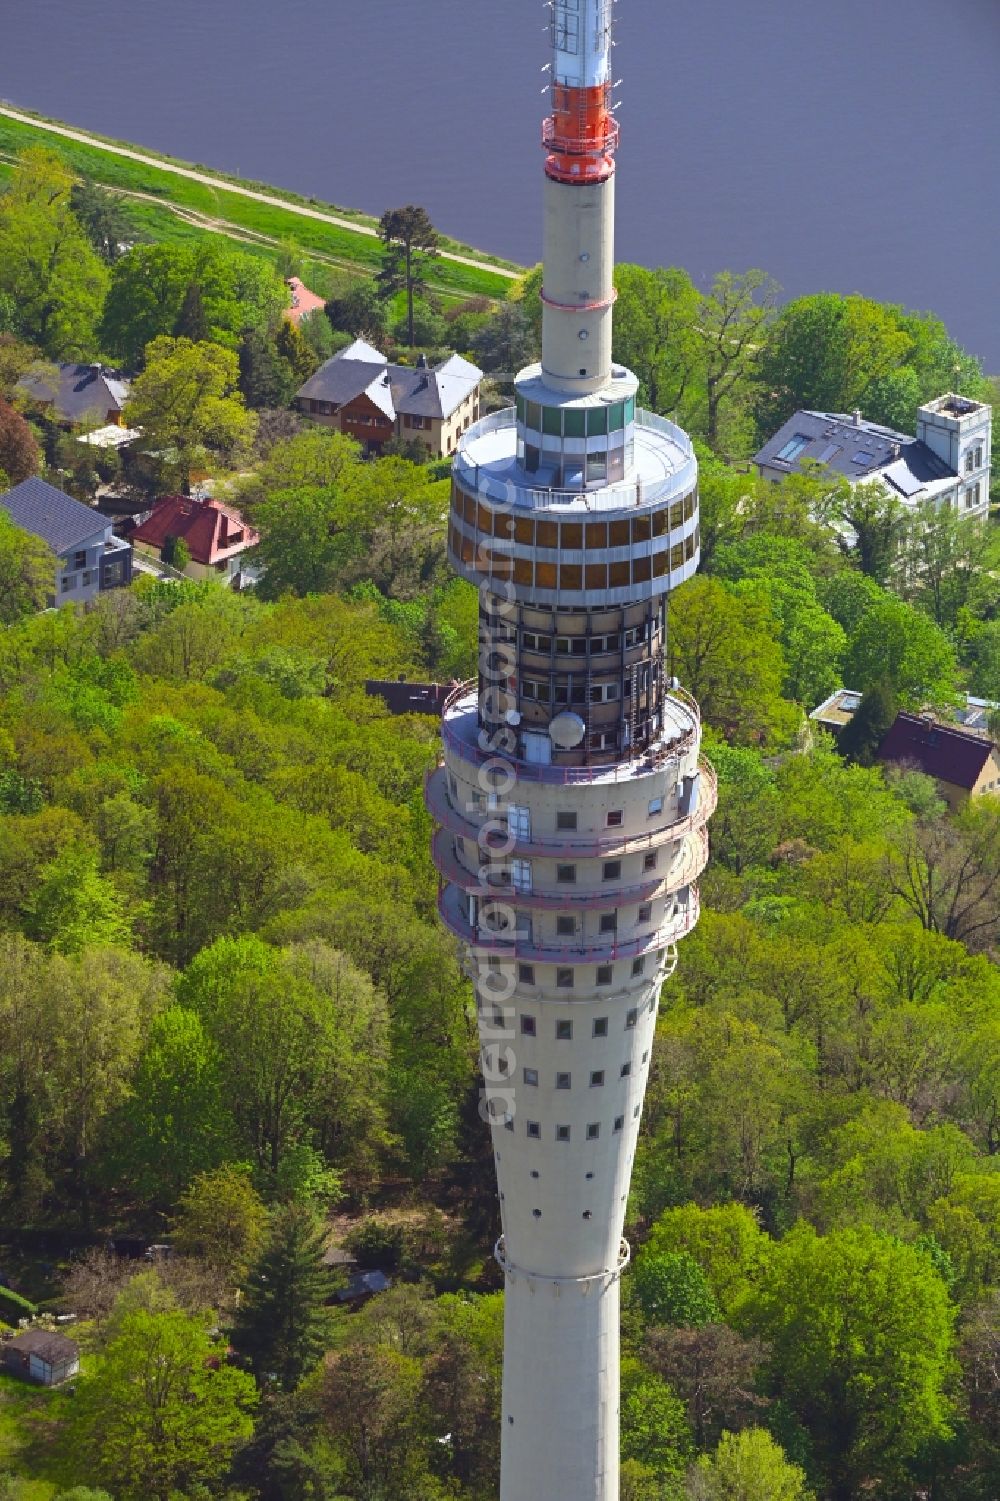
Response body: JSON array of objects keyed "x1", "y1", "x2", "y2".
[{"x1": 2, "y1": 0, "x2": 998, "y2": 368}]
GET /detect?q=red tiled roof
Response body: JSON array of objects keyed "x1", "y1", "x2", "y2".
[
  {"x1": 877, "y1": 712, "x2": 992, "y2": 790},
  {"x1": 130, "y1": 495, "x2": 259, "y2": 566},
  {"x1": 285, "y1": 278, "x2": 327, "y2": 325}
]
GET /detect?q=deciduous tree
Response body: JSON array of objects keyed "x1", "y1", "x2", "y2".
[
  {"x1": 125, "y1": 336, "x2": 256, "y2": 492},
  {"x1": 65, "y1": 1308, "x2": 257, "y2": 1501}
]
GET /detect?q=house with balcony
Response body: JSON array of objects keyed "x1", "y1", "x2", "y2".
[
  {"x1": 294, "y1": 338, "x2": 482, "y2": 458},
  {"x1": 754, "y1": 394, "x2": 992, "y2": 519},
  {"x1": 0, "y1": 476, "x2": 132, "y2": 605},
  {"x1": 128, "y1": 494, "x2": 259, "y2": 583}
]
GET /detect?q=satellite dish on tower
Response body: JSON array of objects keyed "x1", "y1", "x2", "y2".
[{"x1": 548, "y1": 712, "x2": 587, "y2": 749}]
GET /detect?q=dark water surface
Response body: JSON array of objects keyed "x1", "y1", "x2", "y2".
[{"x1": 2, "y1": 0, "x2": 999, "y2": 367}]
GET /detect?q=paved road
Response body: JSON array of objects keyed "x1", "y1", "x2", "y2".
[{"x1": 0, "y1": 104, "x2": 521, "y2": 282}]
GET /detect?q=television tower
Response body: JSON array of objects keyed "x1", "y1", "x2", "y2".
[{"x1": 426, "y1": 2, "x2": 713, "y2": 1497}]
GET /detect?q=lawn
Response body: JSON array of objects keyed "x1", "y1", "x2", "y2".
[
  {"x1": 0, "y1": 1369, "x2": 71, "y2": 1498},
  {"x1": 0, "y1": 111, "x2": 521, "y2": 304}
]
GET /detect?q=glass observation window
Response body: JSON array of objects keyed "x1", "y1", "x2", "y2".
[
  {"x1": 586, "y1": 407, "x2": 608, "y2": 436},
  {"x1": 563, "y1": 408, "x2": 586, "y2": 437},
  {"x1": 543, "y1": 406, "x2": 562, "y2": 436}
]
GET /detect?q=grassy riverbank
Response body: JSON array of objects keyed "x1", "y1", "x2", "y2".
[{"x1": 0, "y1": 105, "x2": 522, "y2": 302}]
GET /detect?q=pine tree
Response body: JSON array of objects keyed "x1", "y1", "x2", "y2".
[
  {"x1": 838, "y1": 676, "x2": 897, "y2": 766},
  {"x1": 376, "y1": 205, "x2": 439, "y2": 347},
  {"x1": 231, "y1": 1202, "x2": 332, "y2": 1389},
  {"x1": 174, "y1": 280, "x2": 208, "y2": 343}
]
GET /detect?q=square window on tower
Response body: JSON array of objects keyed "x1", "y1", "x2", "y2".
[{"x1": 556, "y1": 1020, "x2": 573, "y2": 1040}]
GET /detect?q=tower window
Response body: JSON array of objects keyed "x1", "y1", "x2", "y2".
[
  {"x1": 632, "y1": 957, "x2": 646, "y2": 976},
  {"x1": 600, "y1": 913, "x2": 617, "y2": 934},
  {"x1": 603, "y1": 861, "x2": 622, "y2": 881},
  {"x1": 524, "y1": 1067, "x2": 539, "y2": 1086},
  {"x1": 556, "y1": 968, "x2": 574, "y2": 988},
  {"x1": 638, "y1": 904, "x2": 652, "y2": 924},
  {"x1": 557, "y1": 864, "x2": 577, "y2": 883},
  {"x1": 643, "y1": 853, "x2": 658, "y2": 872},
  {"x1": 593, "y1": 1017, "x2": 609, "y2": 1037},
  {"x1": 527, "y1": 1122, "x2": 541, "y2": 1139},
  {"x1": 557, "y1": 916, "x2": 577, "y2": 936},
  {"x1": 556, "y1": 1125, "x2": 571, "y2": 1141},
  {"x1": 556, "y1": 1072, "x2": 572, "y2": 1090},
  {"x1": 521, "y1": 1016, "x2": 537, "y2": 1036},
  {"x1": 621, "y1": 1062, "x2": 632, "y2": 1078},
  {"x1": 557, "y1": 810, "x2": 578, "y2": 831},
  {"x1": 556, "y1": 1020, "x2": 573, "y2": 1040},
  {"x1": 613, "y1": 1116, "x2": 624, "y2": 1132},
  {"x1": 648, "y1": 797, "x2": 663, "y2": 816},
  {"x1": 607, "y1": 810, "x2": 624, "y2": 828},
  {"x1": 587, "y1": 1123, "x2": 600, "y2": 1140},
  {"x1": 519, "y1": 964, "x2": 536, "y2": 984},
  {"x1": 626, "y1": 1008, "x2": 638, "y2": 1029},
  {"x1": 590, "y1": 1070, "x2": 605, "y2": 1087},
  {"x1": 596, "y1": 965, "x2": 613, "y2": 986}
]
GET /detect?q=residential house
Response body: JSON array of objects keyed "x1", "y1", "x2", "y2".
[
  {"x1": 295, "y1": 338, "x2": 482, "y2": 458},
  {"x1": 754, "y1": 394, "x2": 992, "y2": 519},
  {"x1": 0, "y1": 477, "x2": 133, "y2": 605},
  {"x1": 3, "y1": 1330, "x2": 80, "y2": 1387},
  {"x1": 17, "y1": 363, "x2": 131, "y2": 428},
  {"x1": 877, "y1": 711, "x2": 1000, "y2": 812},
  {"x1": 809, "y1": 687, "x2": 864, "y2": 740},
  {"x1": 128, "y1": 494, "x2": 259, "y2": 583},
  {"x1": 285, "y1": 277, "x2": 327, "y2": 326}
]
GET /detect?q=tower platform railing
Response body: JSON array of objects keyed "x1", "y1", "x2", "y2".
[{"x1": 453, "y1": 408, "x2": 697, "y2": 512}]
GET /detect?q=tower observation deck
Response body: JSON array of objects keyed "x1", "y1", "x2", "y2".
[{"x1": 427, "y1": 4, "x2": 713, "y2": 1499}]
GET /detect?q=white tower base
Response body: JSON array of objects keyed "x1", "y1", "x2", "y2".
[{"x1": 499, "y1": 1239, "x2": 629, "y2": 1501}]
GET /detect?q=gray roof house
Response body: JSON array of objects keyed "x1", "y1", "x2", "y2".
[
  {"x1": 0, "y1": 477, "x2": 132, "y2": 606},
  {"x1": 295, "y1": 339, "x2": 482, "y2": 458},
  {"x1": 3, "y1": 1329, "x2": 80, "y2": 1386},
  {"x1": 754, "y1": 394, "x2": 992, "y2": 519},
  {"x1": 17, "y1": 363, "x2": 131, "y2": 427}
]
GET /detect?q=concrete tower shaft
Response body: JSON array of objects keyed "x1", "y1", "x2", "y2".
[{"x1": 542, "y1": 0, "x2": 620, "y2": 393}]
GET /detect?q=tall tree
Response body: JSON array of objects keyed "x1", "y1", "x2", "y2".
[
  {"x1": 0, "y1": 396, "x2": 40, "y2": 485},
  {"x1": 694, "y1": 269, "x2": 778, "y2": 450},
  {"x1": 231, "y1": 1202, "x2": 332, "y2": 1389},
  {"x1": 377, "y1": 205, "x2": 440, "y2": 347},
  {"x1": 843, "y1": 594, "x2": 957, "y2": 705},
  {"x1": 0, "y1": 148, "x2": 108, "y2": 357},
  {"x1": 70, "y1": 178, "x2": 139, "y2": 264},
  {"x1": 838, "y1": 678, "x2": 897, "y2": 766},
  {"x1": 687, "y1": 1428, "x2": 813, "y2": 1501},
  {"x1": 736, "y1": 1224, "x2": 956, "y2": 1500},
  {"x1": 612, "y1": 264, "x2": 701, "y2": 414},
  {"x1": 64, "y1": 1308, "x2": 257, "y2": 1501},
  {"x1": 125, "y1": 336, "x2": 256, "y2": 492},
  {"x1": 0, "y1": 509, "x2": 54, "y2": 621},
  {"x1": 667, "y1": 575, "x2": 797, "y2": 745}
]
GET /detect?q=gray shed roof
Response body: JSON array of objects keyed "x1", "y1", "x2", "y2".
[
  {"x1": 297, "y1": 341, "x2": 481, "y2": 423},
  {"x1": 0, "y1": 477, "x2": 108, "y2": 554},
  {"x1": 754, "y1": 410, "x2": 954, "y2": 489},
  {"x1": 6, "y1": 1329, "x2": 79, "y2": 1362},
  {"x1": 17, "y1": 364, "x2": 130, "y2": 423}
]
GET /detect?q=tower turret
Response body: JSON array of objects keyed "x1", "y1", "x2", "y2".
[{"x1": 426, "y1": 5, "x2": 713, "y2": 1498}]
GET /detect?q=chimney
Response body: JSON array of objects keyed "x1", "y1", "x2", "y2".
[{"x1": 852, "y1": 410, "x2": 863, "y2": 426}]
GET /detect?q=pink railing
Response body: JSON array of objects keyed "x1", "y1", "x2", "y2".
[
  {"x1": 423, "y1": 760, "x2": 717, "y2": 860},
  {"x1": 435, "y1": 881, "x2": 701, "y2": 964}
]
